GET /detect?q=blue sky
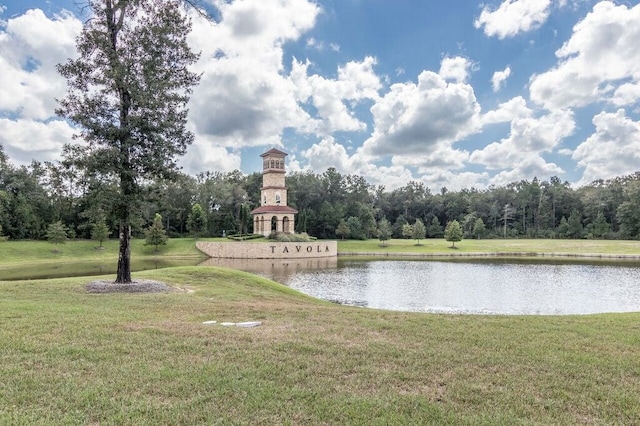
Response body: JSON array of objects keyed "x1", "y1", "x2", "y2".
[{"x1": 1, "y1": 0, "x2": 639, "y2": 191}]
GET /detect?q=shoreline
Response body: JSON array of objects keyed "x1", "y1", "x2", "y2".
[{"x1": 338, "y1": 251, "x2": 640, "y2": 260}]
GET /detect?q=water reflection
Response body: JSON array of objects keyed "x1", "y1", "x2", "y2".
[
  {"x1": 223, "y1": 258, "x2": 640, "y2": 315},
  {"x1": 199, "y1": 257, "x2": 338, "y2": 283}
]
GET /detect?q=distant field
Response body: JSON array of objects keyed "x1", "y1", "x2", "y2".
[
  {"x1": 338, "y1": 238, "x2": 640, "y2": 256},
  {"x1": 0, "y1": 238, "x2": 211, "y2": 265},
  {"x1": 2, "y1": 238, "x2": 640, "y2": 268},
  {"x1": 1, "y1": 266, "x2": 639, "y2": 424}
]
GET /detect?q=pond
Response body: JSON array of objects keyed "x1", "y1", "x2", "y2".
[
  {"x1": 203, "y1": 257, "x2": 640, "y2": 315},
  {"x1": 5, "y1": 256, "x2": 640, "y2": 315}
]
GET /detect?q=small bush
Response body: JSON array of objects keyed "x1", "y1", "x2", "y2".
[{"x1": 268, "y1": 232, "x2": 316, "y2": 242}]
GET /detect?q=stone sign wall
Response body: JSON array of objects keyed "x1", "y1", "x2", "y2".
[{"x1": 196, "y1": 241, "x2": 338, "y2": 259}]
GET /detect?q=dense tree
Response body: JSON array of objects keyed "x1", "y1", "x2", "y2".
[
  {"x1": 346, "y1": 216, "x2": 365, "y2": 240},
  {"x1": 145, "y1": 213, "x2": 168, "y2": 251},
  {"x1": 359, "y1": 205, "x2": 377, "y2": 239},
  {"x1": 392, "y1": 215, "x2": 408, "y2": 239},
  {"x1": 587, "y1": 212, "x2": 611, "y2": 239},
  {"x1": 566, "y1": 210, "x2": 584, "y2": 239},
  {"x1": 472, "y1": 218, "x2": 486, "y2": 239},
  {"x1": 237, "y1": 203, "x2": 251, "y2": 235},
  {"x1": 46, "y1": 221, "x2": 68, "y2": 249},
  {"x1": 4, "y1": 137, "x2": 640, "y2": 244},
  {"x1": 412, "y1": 218, "x2": 426, "y2": 245},
  {"x1": 501, "y1": 204, "x2": 516, "y2": 237},
  {"x1": 187, "y1": 203, "x2": 207, "y2": 238},
  {"x1": 617, "y1": 181, "x2": 640, "y2": 239},
  {"x1": 377, "y1": 218, "x2": 392, "y2": 246},
  {"x1": 56, "y1": 0, "x2": 200, "y2": 283},
  {"x1": 402, "y1": 223, "x2": 413, "y2": 240},
  {"x1": 91, "y1": 216, "x2": 110, "y2": 248},
  {"x1": 557, "y1": 216, "x2": 569, "y2": 237},
  {"x1": 335, "y1": 219, "x2": 349, "y2": 240},
  {"x1": 427, "y1": 216, "x2": 443, "y2": 238},
  {"x1": 445, "y1": 220, "x2": 463, "y2": 248}
]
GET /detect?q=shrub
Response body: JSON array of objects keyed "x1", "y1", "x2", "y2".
[{"x1": 268, "y1": 232, "x2": 316, "y2": 242}]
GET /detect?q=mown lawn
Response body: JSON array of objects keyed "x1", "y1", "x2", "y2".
[
  {"x1": 1, "y1": 266, "x2": 639, "y2": 424},
  {"x1": 2, "y1": 237, "x2": 640, "y2": 267},
  {"x1": 338, "y1": 238, "x2": 640, "y2": 256},
  {"x1": 0, "y1": 237, "x2": 210, "y2": 265}
]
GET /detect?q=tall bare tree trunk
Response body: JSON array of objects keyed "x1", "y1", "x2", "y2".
[{"x1": 116, "y1": 224, "x2": 131, "y2": 283}]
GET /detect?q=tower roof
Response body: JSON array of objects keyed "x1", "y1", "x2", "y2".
[
  {"x1": 251, "y1": 205, "x2": 298, "y2": 215},
  {"x1": 260, "y1": 148, "x2": 288, "y2": 158}
]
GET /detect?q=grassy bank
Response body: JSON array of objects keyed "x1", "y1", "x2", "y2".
[
  {"x1": 0, "y1": 238, "x2": 211, "y2": 265},
  {"x1": 1, "y1": 266, "x2": 638, "y2": 424},
  {"x1": 3, "y1": 237, "x2": 640, "y2": 266},
  {"x1": 338, "y1": 238, "x2": 640, "y2": 256}
]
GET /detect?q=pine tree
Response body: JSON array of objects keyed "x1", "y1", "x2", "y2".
[
  {"x1": 91, "y1": 217, "x2": 110, "y2": 248},
  {"x1": 377, "y1": 217, "x2": 392, "y2": 246},
  {"x1": 412, "y1": 218, "x2": 426, "y2": 245},
  {"x1": 472, "y1": 218, "x2": 486, "y2": 239},
  {"x1": 56, "y1": 0, "x2": 200, "y2": 283},
  {"x1": 402, "y1": 223, "x2": 413, "y2": 239},
  {"x1": 145, "y1": 213, "x2": 168, "y2": 252},
  {"x1": 335, "y1": 219, "x2": 350, "y2": 240},
  {"x1": 187, "y1": 203, "x2": 207, "y2": 238},
  {"x1": 46, "y1": 221, "x2": 68, "y2": 251},
  {"x1": 427, "y1": 216, "x2": 443, "y2": 238}
]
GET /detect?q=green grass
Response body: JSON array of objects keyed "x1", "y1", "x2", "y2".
[
  {"x1": 1, "y1": 266, "x2": 639, "y2": 424},
  {"x1": 339, "y1": 238, "x2": 640, "y2": 256},
  {"x1": 0, "y1": 238, "x2": 209, "y2": 266},
  {"x1": 3, "y1": 237, "x2": 640, "y2": 268}
]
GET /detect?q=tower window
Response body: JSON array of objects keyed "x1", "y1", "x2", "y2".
[{"x1": 275, "y1": 193, "x2": 281, "y2": 204}]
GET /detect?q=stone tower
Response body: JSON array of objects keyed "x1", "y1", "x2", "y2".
[{"x1": 251, "y1": 148, "x2": 297, "y2": 236}]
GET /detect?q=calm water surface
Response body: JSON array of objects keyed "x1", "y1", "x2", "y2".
[
  {"x1": 206, "y1": 258, "x2": 640, "y2": 315},
  {"x1": 7, "y1": 256, "x2": 640, "y2": 315}
]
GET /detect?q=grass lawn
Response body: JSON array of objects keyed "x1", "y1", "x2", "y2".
[
  {"x1": 1, "y1": 266, "x2": 639, "y2": 424},
  {"x1": 0, "y1": 237, "x2": 210, "y2": 266},
  {"x1": 2, "y1": 237, "x2": 640, "y2": 267},
  {"x1": 338, "y1": 238, "x2": 640, "y2": 257}
]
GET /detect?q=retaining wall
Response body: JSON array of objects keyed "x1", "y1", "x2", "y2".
[{"x1": 196, "y1": 241, "x2": 338, "y2": 259}]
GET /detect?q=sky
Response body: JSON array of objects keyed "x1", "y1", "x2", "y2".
[{"x1": 1, "y1": 0, "x2": 640, "y2": 191}]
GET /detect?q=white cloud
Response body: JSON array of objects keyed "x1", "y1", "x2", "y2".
[
  {"x1": 490, "y1": 155, "x2": 564, "y2": 186},
  {"x1": 360, "y1": 58, "x2": 481, "y2": 161},
  {"x1": 475, "y1": 0, "x2": 552, "y2": 39},
  {"x1": 183, "y1": 0, "x2": 322, "y2": 173},
  {"x1": 420, "y1": 169, "x2": 491, "y2": 192},
  {"x1": 180, "y1": 141, "x2": 241, "y2": 174},
  {"x1": 611, "y1": 82, "x2": 640, "y2": 108},
  {"x1": 572, "y1": 109, "x2": 640, "y2": 186},
  {"x1": 0, "y1": 9, "x2": 81, "y2": 120},
  {"x1": 391, "y1": 145, "x2": 469, "y2": 170},
  {"x1": 289, "y1": 56, "x2": 381, "y2": 135},
  {"x1": 303, "y1": 136, "x2": 354, "y2": 172},
  {"x1": 481, "y1": 96, "x2": 531, "y2": 125},
  {"x1": 470, "y1": 110, "x2": 574, "y2": 172},
  {"x1": 491, "y1": 66, "x2": 512, "y2": 92},
  {"x1": 530, "y1": 1, "x2": 640, "y2": 110},
  {"x1": 439, "y1": 56, "x2": 472, "y2": 83},
  {"x1": 299, "y1": 137, "x2": 421, "y2": 191},
  {"x1": 0, "y1": 118, "x2": 75, "y2": 165}
]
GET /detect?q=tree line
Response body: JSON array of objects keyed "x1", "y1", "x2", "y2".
[{"x1": 2, "y1": 144, "x2": 640, "y2": 241}]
